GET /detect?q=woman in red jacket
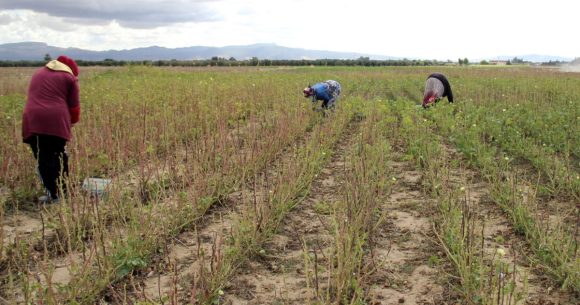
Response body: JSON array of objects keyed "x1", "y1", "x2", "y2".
[{"x1": 22, "y1": 55, "x2": 80, "y2": 203}]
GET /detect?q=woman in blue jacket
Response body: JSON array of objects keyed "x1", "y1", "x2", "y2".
[{"x1": 303, "y1": 80, "x2": 342, "y2": 109}]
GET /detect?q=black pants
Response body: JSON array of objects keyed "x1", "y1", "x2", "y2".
[{"x1": 25, "y1": 135, "x2": 69, "y2": 199}]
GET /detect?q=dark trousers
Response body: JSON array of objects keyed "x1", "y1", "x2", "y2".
[{"x1": 25, "y1": 135, "x2": 69, "y2": 199}]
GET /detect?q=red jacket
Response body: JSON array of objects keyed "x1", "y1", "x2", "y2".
[{"x1": 22, "y1": 65, "x2": 80, "y2": 141}]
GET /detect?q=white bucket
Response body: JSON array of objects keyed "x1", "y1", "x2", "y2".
[{"x1": 82, "y1": 177, "x2": 112, "y2": 197}]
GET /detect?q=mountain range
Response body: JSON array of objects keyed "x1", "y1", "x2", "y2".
[
  {"x1": 491, "y1": 54, "x2": 572, "y2": 63},
  {"x1": 0, "y1": 42, "x2": 398, "y2": 61},
  {"x1": 0, "y1": 42, "x2": 574, "y2": 63}
]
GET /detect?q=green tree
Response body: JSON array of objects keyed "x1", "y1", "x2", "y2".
[
  {"x1": 44, "y1": 53, "x2": 52, "y2": 61},
  {"x1": 249, "y1": 57, "x2": 259, "y2": 66}
]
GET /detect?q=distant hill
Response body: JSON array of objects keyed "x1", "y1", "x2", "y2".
[
  {"x1": 491, "y1": 54, "x2": 573, "y2": 63},
  {"x1": 0, "y1": 42, "x2": 399, "y2": 61},
  {"x1": 2, "y1": 42, "x2": 574, "y2": 63}
]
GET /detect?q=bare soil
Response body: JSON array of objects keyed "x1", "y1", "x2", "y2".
[
  {"x1": 440, "y1": 145, "x2": 577, "y2": 305},
  {"x1": 223, "y1": 121, "x2": 360, "y2": 304},
  {"x1": 365, "y1": 153, "x2": 448, "y2": 305}
]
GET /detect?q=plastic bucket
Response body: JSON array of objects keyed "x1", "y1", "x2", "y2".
[{"x1": 82, "y1": 177, "x2": 112, "y2": 197}]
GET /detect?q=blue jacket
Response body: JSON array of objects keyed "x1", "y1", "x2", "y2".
[{"x1": 311, "y1": 82, "x2": 332, "y2": 102}]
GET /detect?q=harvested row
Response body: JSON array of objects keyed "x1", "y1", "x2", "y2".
[
  {"x1": 1, "y1": 67, "x2": 290, "y2": 265},
  {"x1": 1, "y1": 74, "x2": 320, "y2": 303},
  {"x1": 365, "y1": 148, "x2": 448, "y2": 304},
  {"x1": 438, "y1": 145, "x2": 575, "y2": 304},
  {"x1": 220, "y1": 101, "x2": 439, "y2": 304},
  {"x1": 1, "y1": 67, "x2": 283, "y2": 204},
  {"x1": 2, "y1": 65, "x2": 579, "y2": 305},
  {"x1": 360, "y1": 103, "x2": 451, "y2": 304},
  {"x1": 426, "y1": 102, "x2": 579, "y2": 294},
  {"x1": 112, "y1": 100, "x2": 357, "y2": 304},
  {"x1": 1, "y1": 95, "x2": 276, "y2": 263},
  {"x1": 222, "y1": 103, "x2": 366, "y2": 304},
  {"x1": 451, "y1": 72, "x2": 580, "y2": 200},
  {"x1": 390, "y1": 99, "x2": 578, "y2": 303},
  {"x1": 72, "y1": 110, "x2": 316, "y2": 303}
]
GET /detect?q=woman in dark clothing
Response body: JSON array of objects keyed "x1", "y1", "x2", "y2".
[
  {"x1": 423, "y1": 73, "x2": 453, "y2": 108},
  {"x1": 22, "y1": 55, "x2": 80, "y2": 203}
]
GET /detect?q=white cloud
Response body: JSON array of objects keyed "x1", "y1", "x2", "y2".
[
  {"x1": 0, "y1": 12, "x2": 19, "y2": 25},
  {"x1": 0, "y1": 0, "x2": 220, "y2": 28},
  {"x1": 0, "y1": 0, "x2": 578, "y2": 60}
]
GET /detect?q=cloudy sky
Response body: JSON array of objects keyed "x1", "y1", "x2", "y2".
[{"x1": 0, "y1": 0, "x2": 577, "y2": 60}]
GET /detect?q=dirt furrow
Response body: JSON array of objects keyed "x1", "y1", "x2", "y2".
[
  {"x1": 0, "y1": 145, "x2": 186, "y2": 265},
  {"x1": 1, "y1": 209, "x2": 42, "y2": 248},
  {"x1": 127, "y1": 192, "x2": 240, "y2": 302},
  {"x1": 1, "y1": 130, "x2": 236, "y2": 294},
  {"x1": 440, "y1": 145, "x2": 576, "y2": 304},
  {"x1": 366, "y1": 150, "x2": 448, "y2": 305},
  {"x1": 224, "y1": 118, "x2": 361, "y2": 305},
  {"x1": 125, "y1": 115, "x2": 358, "y2": 304},
  {"x1": 1, "y1": 111, "x2": 312, "y2": 303},
  {"x1": 1, "y1": 106, "x2": 258, "y2": 257}
]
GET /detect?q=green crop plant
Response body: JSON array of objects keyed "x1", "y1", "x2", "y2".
[
  {"x1": 1, "y1": 65, "x2": 577, "y2": 304},
  {"x1": 193, "y1": 101, "x2": 357, "y2": 304}
]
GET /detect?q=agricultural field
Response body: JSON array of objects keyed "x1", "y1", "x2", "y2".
[{"x1": 0, "y1": 65, "x2": 578, "y2": 305}]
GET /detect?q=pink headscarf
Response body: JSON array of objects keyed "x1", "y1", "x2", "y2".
[{"x1": 57, "y1": 55, "x2": 79, "y2": 76}]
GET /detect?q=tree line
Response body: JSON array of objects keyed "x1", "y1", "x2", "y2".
[
  {"x1": 0, "y1": 56, "x2": 452, "y2": 68},
  {"x1": 3, "y1": 54, "x2": 574, "y2": 68}
]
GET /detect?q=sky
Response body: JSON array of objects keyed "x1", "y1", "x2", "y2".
[{"x1": 0, "y1": 0, "x2": 578, "y2": 60}]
